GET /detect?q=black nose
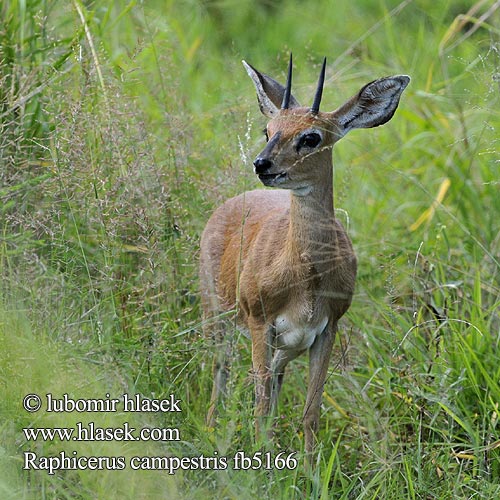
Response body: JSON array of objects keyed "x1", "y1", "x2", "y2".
[{"x1": 253, "y1": 157, "x2": 273, "y2": 174}]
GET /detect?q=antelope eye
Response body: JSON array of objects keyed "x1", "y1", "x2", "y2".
[
  {"x1": 297, "y1": 132, "x2": 322, "y2": 150},
  {"x1": 263, "y1": 128, "x2": 269, "y2": 142}
]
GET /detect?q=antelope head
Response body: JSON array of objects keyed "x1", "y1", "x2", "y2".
[{"x1": 243, "y1": 55, "x2": 410, "y2": 195}]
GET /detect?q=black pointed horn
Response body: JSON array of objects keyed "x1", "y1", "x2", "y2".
[
  {"x1": 310, "y1": 57, "x2": 327, "y2": 114},
  {"x1": 281, "y1": 53, "x2": 293, "y2": 109}
]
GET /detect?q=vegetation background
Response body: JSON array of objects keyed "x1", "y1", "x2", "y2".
[{"x1": 1, "y1": 0, "x2": 499, "y2": 498}]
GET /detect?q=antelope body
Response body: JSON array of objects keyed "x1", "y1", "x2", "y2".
[{"x1": 200, "y1": 56, "x2": 409, "y2": 454}]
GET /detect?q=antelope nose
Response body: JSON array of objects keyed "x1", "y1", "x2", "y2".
[{"x1": 253, "y1": 157, "x2": 273, "y2": 174}]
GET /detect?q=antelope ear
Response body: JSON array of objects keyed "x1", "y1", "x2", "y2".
[
  {"x1": 242, "y1": 60, "x2": 300, "y2": 118},
  {"x1": 333, "y1": 75, "x2": 410, "y2": 135}
]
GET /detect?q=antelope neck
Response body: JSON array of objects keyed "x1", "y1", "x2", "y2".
[{"x1": 286, "y1": 155, "x2": 335, "y2": 264}]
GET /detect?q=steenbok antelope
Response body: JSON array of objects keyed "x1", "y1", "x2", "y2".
[{"x1": 200, "y1": 55, "x2": 409, "y2": 454}]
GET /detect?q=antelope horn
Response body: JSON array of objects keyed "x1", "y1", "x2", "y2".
[
  {"x1": 281, "y1": 53, "x2": 293, "y2": 109},
  {"x1": 310, "y1": 57, "x2": 327, "y2": 114}
]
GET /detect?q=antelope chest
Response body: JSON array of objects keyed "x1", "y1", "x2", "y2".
[{"x1": 274, "y1": 312, "x2": 329, "y2": 351}]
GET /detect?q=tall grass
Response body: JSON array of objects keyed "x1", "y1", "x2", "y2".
[{"x1": 1, "y1": 0, "x2": 499, "y2": 498}]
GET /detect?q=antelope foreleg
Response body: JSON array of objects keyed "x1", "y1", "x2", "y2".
[
  {"x1": 250, "y1": 322, "x2": 274, "y2": 442},
  {"x1": 303, "y1": 322, "x2": 337, "y2": 457}
]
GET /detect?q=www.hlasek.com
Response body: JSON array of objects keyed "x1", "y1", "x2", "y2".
[{"x1": 21, "y1": 393, "x2": 298, "y2": 474}]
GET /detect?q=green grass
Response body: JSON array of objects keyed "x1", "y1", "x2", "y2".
[{"x1": 1, "y1": 0, "x2": 499, "y2": 498}]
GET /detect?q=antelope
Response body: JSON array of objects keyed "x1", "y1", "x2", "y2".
[{"x1": 199, "y1": 55, "x2": 409, "y2": 455}]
